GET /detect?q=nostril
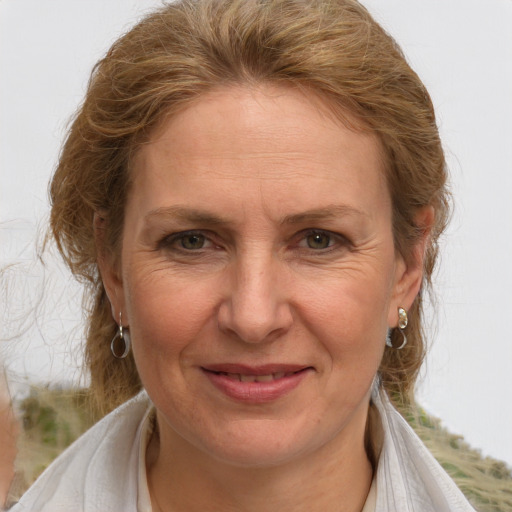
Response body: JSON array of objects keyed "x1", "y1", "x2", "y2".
[
  {"x1": 217, "y1": 300, "x2": 293, "y2": 345},
  {"x1": 216, "y1": 264, "x2": 293, "y2": 344}
]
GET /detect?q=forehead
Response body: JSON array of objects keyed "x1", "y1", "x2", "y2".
[
  {"x1": 130, "y1": 84, "x2": 389, "y2": 218},
  {"x1": 140, "y1": 85, "x2": 380, "y2": 161}
]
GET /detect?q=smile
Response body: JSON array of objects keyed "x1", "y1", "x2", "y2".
[
  {"x1": 201, "y1": 365, "x2": 312, "y2": 403},
  {"x1": 217, "y1": 371, "x2": 296, "y2": 382}
]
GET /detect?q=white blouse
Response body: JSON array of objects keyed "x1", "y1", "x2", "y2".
[{"x1": 10, "y1": 388, "x2": 476, "y2": 511}]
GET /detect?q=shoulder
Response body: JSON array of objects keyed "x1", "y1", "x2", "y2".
[{"x1": 10, "y1": 391, "x2": 151, "y2": 512}]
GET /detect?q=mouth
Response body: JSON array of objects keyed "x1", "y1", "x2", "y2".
[
  {"x1": 201, "y1": 364, "x2": 313, "y2": 403},
  {"x1": 202, "y1": 363, "x2": 310, "y2": 378},
  {"x1": 206, "y1": 369, "x2": 305, "y2": 383}
]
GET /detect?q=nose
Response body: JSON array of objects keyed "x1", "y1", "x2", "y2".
[{"x1": 217, "y1": 254, "x2": 293, "y2": 344}]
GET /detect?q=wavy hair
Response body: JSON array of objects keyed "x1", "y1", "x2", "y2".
[{"x1": 49, "y1": 0, "x2": 449, "y2": 415}]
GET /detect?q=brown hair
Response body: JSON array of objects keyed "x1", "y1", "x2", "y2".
[{"x1": 49, "y1": 0, "x2": 449, "y2": 415}]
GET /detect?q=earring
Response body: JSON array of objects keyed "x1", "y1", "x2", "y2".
[
  {"x1": 110, "y1": 312, "x2": 131, "y2": 359},
  {"x1": 386, "y1": 307, "x2": 408, "y2": 350}
]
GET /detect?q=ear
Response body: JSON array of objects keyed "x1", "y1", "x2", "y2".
[
  {"x1": 94, "y1": 211, "x2": 125, "y2": 323},
  {"x1": 388, "y1": 206, "x2": 435, "y2": 327}
]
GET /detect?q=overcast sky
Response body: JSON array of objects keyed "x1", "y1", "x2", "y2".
[{"x1": 1, "y1": 0, "x2": 511, "y2": 466}]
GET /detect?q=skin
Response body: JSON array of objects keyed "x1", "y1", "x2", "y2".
[{"x1": 98, "y1": 85, "x2": 431, "y2": 512}]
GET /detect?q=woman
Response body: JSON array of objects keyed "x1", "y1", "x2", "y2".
[{"x1": 10, "y1": 0, "x2": 476, "y2": 510}]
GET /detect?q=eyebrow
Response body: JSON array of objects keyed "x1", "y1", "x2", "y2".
[
  {"x1": 144, "y1": 206, "x2": 230, "y2": 225},
  {"x1": 144, "y1": 204, "x2": 367, "y2": 226},
  {"x1": 282, "y1": 205, "x2": 369, "y2": 225}
]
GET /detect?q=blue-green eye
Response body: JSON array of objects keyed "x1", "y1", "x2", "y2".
[
  {"x1": 306, "y1": 232, "x2": 332, "y2": 249},
  {"x1": 180, "y1": 233, "x2": 206, "y2": 250}
]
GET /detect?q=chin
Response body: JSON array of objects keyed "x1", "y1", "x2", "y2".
[
  {"x1": 208, "y1": 441, "x2": 307, "y2": 469},
  {"x1": 189, "y1": 417, "x2": 332, "y2": 470}
]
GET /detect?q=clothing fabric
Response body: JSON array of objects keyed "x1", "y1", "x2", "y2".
[
  {"x1": 371, "y1": 390, "x2": 475, "y2": 511},
  {"x1": 9, "y1": 392, "x2": 153, "y2": 512},
  {"x1": 10, "y1": 388, "x2": 476, "y2": 512}
]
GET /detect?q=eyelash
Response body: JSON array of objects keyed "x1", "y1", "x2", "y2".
[
  {"x1": 158, "y1": 230, "x2": 216, "y2": 253},
  {"x1": 298, "y1": 230, "x2": 340, "y2": 251},
  {"x1": 157, "y1": 229, "x2": 350, "y2": 254}
]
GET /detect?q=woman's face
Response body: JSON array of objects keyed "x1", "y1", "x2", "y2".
[{"x1": 105, "y1": 85, "x2": 423, "y2": 468}]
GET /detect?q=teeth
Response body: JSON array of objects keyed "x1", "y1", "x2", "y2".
[
  {"x1": 254, "y1": 374, "x2": 274, "y2": 382},
  {"x1": 222, "y1": 372, "x2": 293, "y2": 382}
]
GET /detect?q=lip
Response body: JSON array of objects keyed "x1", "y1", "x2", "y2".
[{"x1": 201, "y1": 364, "x2": 313, "y2": 403}]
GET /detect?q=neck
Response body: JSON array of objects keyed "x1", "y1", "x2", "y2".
[{"x1": 147, "y1": 409, "x2": 373, "y2": 512}]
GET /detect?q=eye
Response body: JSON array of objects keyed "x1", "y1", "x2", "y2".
[
  {"x1": 305, "y1": 231, "x2": 332, "y2": 250},
  {"x1": 180, "y1": 233, "x2": 206, "y2": 250},
  {"x1": 158, "y1": 230, "x2": 214, "y2": 252},
  {"x1": 294, "y1": 229, "x2": 350, "y2": 255}
]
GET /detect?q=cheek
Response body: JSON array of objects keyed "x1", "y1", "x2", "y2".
[
  {"x1": 300, "y1": 273, "x2": 392, "y2": 337},
  {"x1": 296, "y1": 272, "x2": 390, "y2": 370},
  {"x1": 124, "y1": 268, "x2": 219, "y2": 357}
]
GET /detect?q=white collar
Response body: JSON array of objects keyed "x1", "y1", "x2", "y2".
[{"x1": 371, "y1": 387, "x2": 475, "y2": 511}]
